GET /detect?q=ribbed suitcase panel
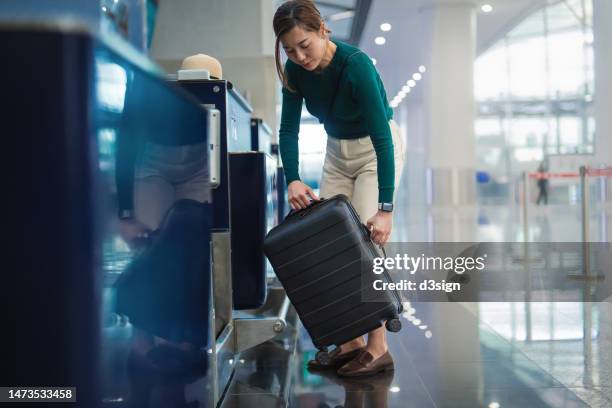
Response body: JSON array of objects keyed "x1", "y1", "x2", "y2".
[
  {"x1": 309, "y1": 303, "x2": 397, "y2": 344},
  {"x1": 283, "y1": 244, "x2": 362, "y2": 290},
  {"x1": 264, "y1": 205, "x2": 346, "y2": 256},
  {"x1": 273, "y1": 222, "x2": 358, "y2": 277},
  {"x1": 292, "y1": 273, "x2": 362, "y2": 308},
  {"x1": 299, "y1": 289, "x2": 364, "y2": 326}
]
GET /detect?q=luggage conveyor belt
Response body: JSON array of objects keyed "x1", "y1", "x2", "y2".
[
  {"x1": 210, "y1": 231, "x2": 293, "y2": 407},
  {"x1": 219, "y1": 295, "x2": 299, "y2": 408}
]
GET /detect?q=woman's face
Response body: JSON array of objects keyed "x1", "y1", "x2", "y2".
[{"x1": 280, "y1": 25, "x2": 327, "y2": 71}]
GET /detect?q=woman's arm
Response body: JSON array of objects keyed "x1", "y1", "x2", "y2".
[
  {"x1": 347, "y1": 53, "x2": 395, "y2": 204},
  {"x1": 348, "y1": 53, "x2": 396, "y2": 244},
  {"x1": 278, "y1": 86, "x2": 303, "y2": 185},
  {"x1": 278, "y1": 74, "x2": 319, "y2": 209}
]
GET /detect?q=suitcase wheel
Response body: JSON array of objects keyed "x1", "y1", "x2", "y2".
[
  {"x1": 386, "y1": 318, "x2": 402, "y2": 332},
  {"x1": 316, "y1": 350, "x2": 332, "y2": 365}
]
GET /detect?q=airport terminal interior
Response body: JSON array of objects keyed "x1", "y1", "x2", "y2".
[{"x1": 4, "y1": 0, "x2": 612, "y2": 407}]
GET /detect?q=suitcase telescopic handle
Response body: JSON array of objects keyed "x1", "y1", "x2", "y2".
[{"x1": 285, "y1": 197, "x2": 326, "y2": 220}]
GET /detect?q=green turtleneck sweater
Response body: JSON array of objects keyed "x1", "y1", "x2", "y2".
[{"x1": 278, "y1": 40, "x2": 396, "y2": 203}]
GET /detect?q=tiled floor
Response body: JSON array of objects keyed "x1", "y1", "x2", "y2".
[
  {"x1": 224, "y1": 302, "x2": 594, "y2": 407},
  {"x1": 220, "y1": 190, "x2": 611, "y2": 407}
]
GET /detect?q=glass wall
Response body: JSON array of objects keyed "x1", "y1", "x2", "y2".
[{"x1": 475, "y1": 0, "x2": 594, "y2": 184}]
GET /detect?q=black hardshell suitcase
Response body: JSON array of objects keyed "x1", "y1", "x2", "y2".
[{"x1": 263, "y1": 195, "x2": 403, "y2": 363}]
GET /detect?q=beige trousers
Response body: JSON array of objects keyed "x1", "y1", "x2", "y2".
[{"x1": 319, "y1": 120, "x2": 406, "y2": 222}]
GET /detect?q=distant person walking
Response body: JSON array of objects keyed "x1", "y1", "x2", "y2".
[{"x1": 536, "y1": 161, "x2": 548, "y2": 205}]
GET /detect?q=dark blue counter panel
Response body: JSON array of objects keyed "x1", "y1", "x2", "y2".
[{"x1": 229, "y1": 152, "x2": 278, "y2": 309}]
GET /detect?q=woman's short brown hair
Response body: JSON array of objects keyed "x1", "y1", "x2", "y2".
[{"x1": 273, "y1": 0, "x2": 329, "y2": 92}]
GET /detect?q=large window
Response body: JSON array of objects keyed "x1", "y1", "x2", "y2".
[{"x1": 475, "y1": 0, "x2": 594, "y2": 177}]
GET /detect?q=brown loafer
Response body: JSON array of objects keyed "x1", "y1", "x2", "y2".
[
  {"x1": 337, "y1": 350, "x2": 394, "y2": 377},
  {"x1": 307, "y1": 347, "x2": 363, "y2": 370}
]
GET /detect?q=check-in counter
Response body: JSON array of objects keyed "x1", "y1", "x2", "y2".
[{"x1": 177, "y1": 76, "x2": 290, "y2": 404}]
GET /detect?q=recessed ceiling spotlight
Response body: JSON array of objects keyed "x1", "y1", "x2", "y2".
[
  {"x1": 481, "y1": 4, "x2": 493, "y2": 13},
  {"x1": 371, "y1": 58, "x2": 377, "y2": 65},
  {"x1": 418, "y1": 65, "x2": 426, "y2": 73},
  {"x1": 375, "y1": 36, "x2": 386, "y2": 45},
  {"x1": 413, "y1": 73, "x2": 422, "y2": 81},
  {"x1": 380, "y1": 23, "x2": 392, "y2": 32},
  {"x1": 408, "y1": 80, "x2": 416, "y2": 87}
]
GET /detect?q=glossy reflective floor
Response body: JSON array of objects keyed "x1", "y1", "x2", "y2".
[
  {"x1": 220, "y1": 188, "x2": 612, "y2": 407},
  {"x1": 221, "y1": 302, "x2": 606, "y2": 407}
]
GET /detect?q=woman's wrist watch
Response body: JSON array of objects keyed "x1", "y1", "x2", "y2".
[{"x1": 378, "y1": 202, "x2": 394, "y2": 212}]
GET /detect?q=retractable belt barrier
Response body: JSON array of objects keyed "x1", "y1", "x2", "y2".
[
  {"x1": 518, "y1": 167, "x2": 611, "y2": 268},
  {"x1": 570, "y1": 166, "x2": 612, "y2": 281},
  {"x1": 527, "y1": 171, "x2": 580, "y2": 179}
]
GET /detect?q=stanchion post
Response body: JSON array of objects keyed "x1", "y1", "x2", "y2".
[
  {"x1": 569, "y1": 165, "x2": 603, "y2": 281},
  {"x1": 514, "y1": 171, "x2": 539, "y2": 263},
  {"x1": 523, "y1": 171, "x2": 529, "y2": 244},
  {"x1": 581, "y1": 165, "x2": 590, "y2": 277}
]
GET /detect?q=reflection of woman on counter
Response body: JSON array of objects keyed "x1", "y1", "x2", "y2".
[
  {"x1": 115, "y1": 74, "x2": 210, "y2": 245},
  {"x1": 113, "y1": 72, "x2": 211, "y2": 374}
]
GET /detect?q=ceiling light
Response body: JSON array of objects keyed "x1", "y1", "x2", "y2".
[
  {"x1": 402, "y1": 85, "x2": 409, "y2": 92},
  {"x1": 419, "y1": 65, "x2": 426, "y2": 73},
  {"x1": 371, "y1": 58, "x2": 377, "y2": 65},
  {"x1": 408, "y1": 80, "x2": 416, "y2": 87},
  {"x1": 488, "y1": 403, "x2": 500, "y2": 408},
  {"x1": 380, "y1": 23, "x2": 392, "y2": 32},
  {"x1": 375, "y1": 36, "x2": 386, "y2": 45},
  {"x1": 328, "y1": 10, "x2": 355, "y2": 22},
  {"x1": 389, "y1": 386, "x2": 401, "y2": 393},
  {"x1": 413, "y1": 73, "x2": 422, "y2": 81},
  {"x1": 481, "y1": 4, "x2": 493, "y2": 13}
]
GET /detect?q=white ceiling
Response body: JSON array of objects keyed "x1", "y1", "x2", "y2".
[{"x1": 358, "y1": 0, "x2": 547, "y2": 102}]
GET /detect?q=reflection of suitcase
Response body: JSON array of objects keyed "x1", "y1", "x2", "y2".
[
  {"x1": 263, "y1": 195, "x2": 402, "y2": 363},
  {"x1": 115, "y1": 199, "x2": 211, "y2": 346}
]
